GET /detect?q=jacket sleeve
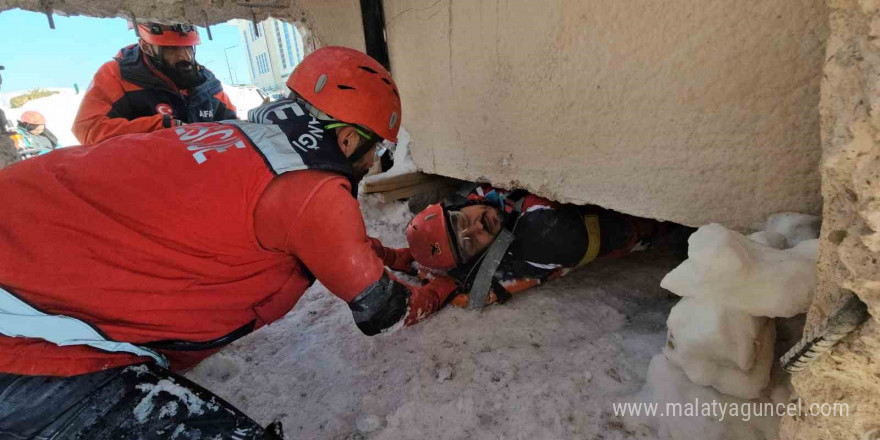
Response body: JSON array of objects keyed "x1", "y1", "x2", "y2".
[
  {"x1": 286, "y1": 178, "x2": 456, "y2": 334},
  {"x1": 72, "y1": 61, "x2": 166, "y2": 145},
  {"x1": 213, "y1": 90, "x2": 238, "y2": 120},
  {"x1": 368, "y1": 237, "x2": 414, "y2": 272}
]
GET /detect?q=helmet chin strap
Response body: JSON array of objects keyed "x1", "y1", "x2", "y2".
[
  {"x1": 142, "y1": 43, "x2": 166, "y2": 70},
  {"x1": 346, "y1": 137, "x2": 378, "y2": 165}
]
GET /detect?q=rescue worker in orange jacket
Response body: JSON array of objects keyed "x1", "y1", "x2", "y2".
[
  {"x1": 0, "y1": 47, "x2": 456, "y2": 440},
  {"x1": 72, "y1": 22, "x2": 237, "y2": 145},
  {"x1": 406, "y1": 185, "x2": 689, "y2": 308}
]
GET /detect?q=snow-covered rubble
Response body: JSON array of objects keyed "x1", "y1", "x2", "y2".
[
  {"x1": 661, "y1": 223, "x2": 819, "y2": 318},
  {"x1": 636, "y1": 355, "x2": 779, "y2": 440},
  {"x1": 648, "y1": 213, "x2": 819, "y2": 428},
  {"x1": 184, "y1": 200, "x2": 813, "y2": 439},
  {"x1": 186, "y1": 196, "x2": 697, "y2": 440},
  {"x1": 663, "y1": 298, "x2": 775, "y2": 399}
]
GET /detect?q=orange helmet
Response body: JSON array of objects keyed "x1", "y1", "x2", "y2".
[
  {"x1": 406, "y1": 203, "x2": 458, "y2": 270},
  {"x1": 286, "y1": 46, "x2": 401, "y2": 142},
  {"x1": 20, "y1": 111, "x2": 45, "y2": 126},
  {"x1": 136, "y1": 22, "x2": 201, "y2": 47}
]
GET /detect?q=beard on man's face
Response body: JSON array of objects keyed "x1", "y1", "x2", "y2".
[
  {"x1": 161, "y1": 60, "x2": 202, "y2": 89},
  {"x1": 350, "y1": 160, "x2": 372, "y2": 182}
]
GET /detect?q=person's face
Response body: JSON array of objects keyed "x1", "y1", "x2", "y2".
[
  {"x1": 142, "y1": 41, "x2": 199, "y2": 88},
  {"x1": 350, "y1": 143, "x2": 376, "y2": 180},
  {"x1": 29, "y1": 124, "x2": 45, "y2": 136},
  {"x1": 159, "y1": 45, "x2": 196, "y2": 72},
  {"x1": 337, "y1": 126, "x2": 381, "y2": 180},
  {"x1": 448, "y1": 204, "x2": 504, "y2": 263}
]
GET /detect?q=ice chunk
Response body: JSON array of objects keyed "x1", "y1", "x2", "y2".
[
  {"x1": 663, "y1": 298, "x2": 775, "y2": 399},
  {"x1": 661, "y1": 223, "x2": 818, "y2": 318},
  {"x1": 747, "y1": 230, "x2": 788, "y2": 249},
  {"x1": 764, "y1": 212, "x2": 820, "y2": 246}
]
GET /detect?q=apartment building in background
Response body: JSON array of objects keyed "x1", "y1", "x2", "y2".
[{"x1": 232, "y1": 18, "x2": 305, "y2": 93}]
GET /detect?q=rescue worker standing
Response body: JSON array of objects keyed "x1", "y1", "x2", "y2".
[
  {"x1": 0, "y1": 47, "x2": 456, "y2": 439},
  {"x1": 72, "y1": 22, "x2": 237, "y2": 145}
]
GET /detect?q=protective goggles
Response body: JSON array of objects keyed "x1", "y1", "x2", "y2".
[
  {"x1": 145, "y1": 23, "x2": 197, "y2": 35},
  {"x1": 447, "y1": 210, "x2": 479, "y2": 262},
  {"x1": 324, "y1": 122, "x2": 396, "y2": 158}
]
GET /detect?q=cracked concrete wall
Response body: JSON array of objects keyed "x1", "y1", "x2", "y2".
[
  {"x1": 779, "y1": 0, "x2": 880, "y2": 438},
  {"x1": 384, "y1": 0, "x2": 828, "y2": 230},
  {"x1": 0, "y1": 0, "x2": 365, "y2": 53}
]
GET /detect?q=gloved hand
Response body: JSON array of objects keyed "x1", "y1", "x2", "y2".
[
  {"x1": 385, "y1": 247, "x2": 415, "y2": 273},
  {"x1": 402, "y1": 273, "x2": 458, "y2": 326},
  {"x1": 368, "y1": 238, "x2": 416, "y2": 274}
]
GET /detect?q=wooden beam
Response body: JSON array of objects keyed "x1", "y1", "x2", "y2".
[
  {"x1": 377, "y1": 178, "x2": 459, "y2": 203},
  {"x1": 363, "y1": 172, "x2": 438, "y2": 193}
]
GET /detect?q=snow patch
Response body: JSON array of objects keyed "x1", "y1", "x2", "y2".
[
  {"x1": 664, "y1": 298, "x2": 775, "y2": 399},
  {"x1": 661, "y1": 223, "x2": 818, "y2": 318},
  {"x1": 636, "y1": 354, "x2": 779, "y2": 440},
  {"x1": 133, "y1": 378, "x2": 219, "y2": 423},
  {"x1": 762, "y1": 212, "x2": 821, "y2": 247}
]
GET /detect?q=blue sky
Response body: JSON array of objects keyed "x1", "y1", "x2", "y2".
[{"x1": 0, "y1": 9, "x2": 253, "y2": 92}]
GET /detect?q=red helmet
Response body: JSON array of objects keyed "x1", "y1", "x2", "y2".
[
  {"x1": 286, "y1": 46, "x2": 401, "y2": 142},
  {"x1": 406, "y1": 203, "x2": 458, "y2": 270},
  {"x1": 136, "y1": 22, "x2": 201, "y2": 47},
  {"x1": 20, "y1": 111, "x2": 45, "y2": 126}
]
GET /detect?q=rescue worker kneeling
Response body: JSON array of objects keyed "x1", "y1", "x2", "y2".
[
  {"x1": 0, "y1": 47, "x2": 456, "y2": 440},
  {"x1": 407, "y1": 185, "x2": 691, "y2": 307}
]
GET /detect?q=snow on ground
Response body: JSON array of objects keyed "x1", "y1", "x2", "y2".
[
  {"x1": 0, "y1": 84, "x2": 265, "y2": 149},
  {"x1": 2, "y1": 88, "x2": 83, "y2": 147},
  {"x1": 186, "y1": 198, "x2": 784, "y2": 440}
]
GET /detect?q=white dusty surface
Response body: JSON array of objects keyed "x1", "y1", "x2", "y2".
[
  {"x1": 661, "y1": 223, "x2": 819, "y2": 318},
  {"x1": 187, "y1": 199, "x2": 782, "y2": 440}
]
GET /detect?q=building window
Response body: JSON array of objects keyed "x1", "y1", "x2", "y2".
[
  {"x1": 274, "y1": 21, "x2": 287, "y2": 69},
  {"x1": 283, "y1": 23, "x2": 295, "y2": 68},
  {"x1": 249, "y1": 22, "x2": 256, "y2": 41},
  {"x1": 256, "y1": 53, "x2": 271, "y2": 75}
]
